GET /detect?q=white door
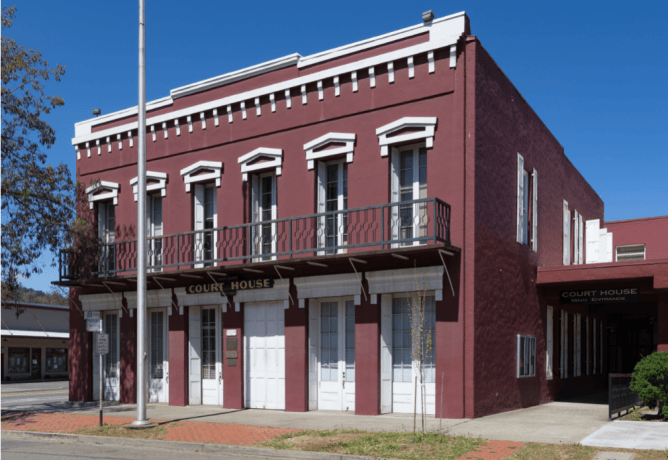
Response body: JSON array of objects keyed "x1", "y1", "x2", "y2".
[
  {"x1": 148, "y1": 309, "x2": 169, "y2": 403},
  {"x1": 201, "y1": 306, "x2": 223, "y2": 405},
  {"x1": 244, "y1": 302, "x2": 285, "y2": 410},
  {"x1": 381, "y1": 295, "x2": 435, "y2": 414},
  {"x1": 391, "y1": 145, "x2": 427, "y2": 247},
  {"x1": 103, "y1": 312, "x2": 120, "y2": 401},
  {"x1": 314, "y1": 298, "x2": 355, "y2": 411}
]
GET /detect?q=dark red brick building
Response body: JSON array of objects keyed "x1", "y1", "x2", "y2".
[{"x1": 59, "y1": 11, "x2": 668, "y2": 418}]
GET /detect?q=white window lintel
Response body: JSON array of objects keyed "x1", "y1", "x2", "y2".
[
  {"x1": 376, "y1": 117, "x2": 437, "y2": 157},
  {"x1": 303, "y1": 132, "x2": 356, "y2": 170},
  {"x1": 238, "y1": 147, "x2": 283, "y2": 182},
  {"x1": 129, "y1": 171, "x2": 168, "y2": 201},
  {"x1": 85, "y1": 181, "x2": 119, "y2": 209},
  {"x1": 180, "y1": 160, "x2": 222, "y2": 192}
]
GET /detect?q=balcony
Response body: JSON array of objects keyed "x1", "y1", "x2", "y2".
[{"x1": 58, "y1": 197, "x2": 451, "y2": 283}]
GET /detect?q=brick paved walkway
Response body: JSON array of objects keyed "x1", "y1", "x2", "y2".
[{"x1": 2, "y1": 411, "x2": 522, "y2": 458}]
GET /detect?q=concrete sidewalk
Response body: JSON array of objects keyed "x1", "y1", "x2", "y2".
[{"x1": 9, "y1": 398, "x2": 613, "y2": 445}]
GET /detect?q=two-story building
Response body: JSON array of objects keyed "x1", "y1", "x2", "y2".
[{"x1": 57, "y1": 11, "x2": 668, "y2": 417}]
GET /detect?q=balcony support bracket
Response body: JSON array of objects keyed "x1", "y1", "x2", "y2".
[
  {"x1": 153, "y1": 277, "x2": 182, "y2": 315},
  {"x1": 273, "y1": 265, "x2": 295, "y2": 306},
  {"x1": 438, "y1": 250, "x2": 456, "y2": 297},
  {"x1": 206, "y1": 271, "x2": 231, "y2": 313},
  {"x1": 102, "y1": 281, "x2": 129, "y2": 314},
  {"x1": 349, "y1": 258, "x2": 368, "y2": 301}
]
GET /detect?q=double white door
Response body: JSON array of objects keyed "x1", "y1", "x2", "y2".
[
  {"x1": 201, "y1": 306, "x2": 223, "y2": 405},
  {"x1": 148, "y1": 309, "x2": 169, "y2": 403},
  {"x1": 245, "y1": 302, "x2": 285, "y2": 410},
  {"x1": 311, "y1": 298, "x2": 355, "y2": 411}
]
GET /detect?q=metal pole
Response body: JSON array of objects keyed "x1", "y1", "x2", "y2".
[
  {"x1": 99, "y1": 352, "x2": 103, "y2": 426},
  {"x1": 131, "y1": 0, "x2": 150, "y2": 427}
]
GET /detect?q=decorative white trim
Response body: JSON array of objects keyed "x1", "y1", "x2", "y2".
[
  {"x1": 241, "y1": 102, "x2": 247, "y2": 119},
  {"x1": 227, "y1": 105, "x2": 233, "y2": 123},
  {"x1": 366, "y1": 266, "x2": 444, "y2": 294},
  {"x1": 173, "y1": 287, "x2": 227, "y2": 307},
  {"x1": 428, "y1": 51, "x2": 435, "y2": 73},
  {"x1": 301, "y1": 85, "x2": 307, "y2": 105},
  {"x1": 213, "y1": 108, "x2": 219, "y2": 126},
  {"x1": 130, "y1": 171, "x2": 167, "y2": 201},
  {"x1": 255, "y1": 98, "x2": 261, "y2": 117},
  {"x1": 317, "y1": 80, "x2": 324, "y2": 100},
  {"x1": 162, "y1": 122, "x2": 168, "y2": 139},
  {"x1": 303, "y1": 133, "x2": 356, "y2": 170},
  {"x1": 85, "y1": 181, "x2": 119, "y2": 209},
  {"x1": 150, "y1": 125, "x2": 156, "y2": 142},
  {"x1": 79, "y1": 293, "x2": 123, "y2": 311},
  {"x1": 117, "y1": 134, "x2": 122, "y2": 150},
  {"x1": 376, "y1": 117, "x2": 437, "y2": 156},
  {"x1": 86, "y1": 142, "x2": 90, "y2": 158},
  {"x1": 76, "y1": 145, "x2": 80, "y2": 160},
  {"x1": 294, "y1": 273, "x2": 361, "y2": 299},
  {"x1": 352, "y1": 71, "x2": 358, "y2": 92},
  {"x1": 187, "y1": 115, "x2": 193, "y2": 133},
  {"x1": 285, "y1": 89, "x2": 292, "y2": 108},
  {"x1": 106, "y1": 137, "x2": 111, "y2": 153},
  {"x1": 334, "y1": 76, "x2": 340, "y2": 97},
  {"x1": 128, "y1": 131, "x2": 133, "y2": 147},
  {"x1": 232, "y1": 278, "x2": 290, "y2": 303},
  {"x1": 450, "y1": 45, "x2": 457, "y2": 68},
  {"x1": 371, "y1": 294, "x2": 378, "y2": 304},
  {"x1": 408, "y1": 56, "x2": 414, "y2": 79},
  {"x1": 96, "y1": 139, "x2": 101, "y2": 156},
  {"x1": 180, "y1": 160, "x2": 222, "y2": 192},
  {"x1": 174, "y1": 119, "x2": 180, "y2": 136},
  {"x1": 200, "y1": 112, "x2": 206, "y2": 130},
  {"x1": 387, "y1": 62, "x2": 394, "y2": 83},
  {"x1": 124, "y1": 290, "x2": 172, "y2": 309},
  {"x1": 369, "y1": 66, "x2": 376, "y2": 87},
  {"x1": 238, "y1": 147, "x2": 283, "y2": 182},
  {"x1": 270, "y1": 93, "x2": 276, "y2": 112}
]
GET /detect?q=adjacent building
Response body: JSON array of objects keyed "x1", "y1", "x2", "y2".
[
  {"x1": 57, "y1": 11, "x2": 667, "y2": 417},
  {"x1": 1, "y1": 302, "x2": 70, "y2": 381}
]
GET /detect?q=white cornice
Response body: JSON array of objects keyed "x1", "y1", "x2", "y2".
[
  {"x1": 304, "y1": 133, "x2": 356, "y2": 170},
  {"x1": 376, "y1": 117, "x2": 437, "y2": 157},
  {"x1": 130, "y1": 171, "x2": 168, "y2": 201},
  {"x1": 238, "y1": 148, "x2": 283, "y2": 182},
  {"x1": 71, "y1": 12, "x2": 466, "y2": 147},
  {"x1": 180, "y1": 161, "x2": 222, "y2": 192},
  {"x1": 74, "y1": 96, "x2": 174, "y2": 137}
]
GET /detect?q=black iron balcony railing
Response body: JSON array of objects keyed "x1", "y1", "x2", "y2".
[{"x1": 59, "y1": 197, "x2": 451, "y2": 281}]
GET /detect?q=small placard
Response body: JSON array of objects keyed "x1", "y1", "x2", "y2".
[
  {"x1": 96, "y1": 333, "x2": 109, "y2": 355},
  {"x1": 86, "y1": 319, "x2": 103, "y2": 332},
  {"x1": 227, "y1": 337, "x2": 237, "y2": 350},
  {"x1": 84, "y1": 311, "x2": 101, "y2": 320},
  {"x1": 228, "y1": 359, "x2": 237, "y2": 367},
  {"x1": 226, "y1": 350, "x2": 238, "y2": 359},
  {"x1": 226, "y1": 329, "x2": 237, "y2": 336}
]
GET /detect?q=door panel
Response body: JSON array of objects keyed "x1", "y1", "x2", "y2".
[
  {"x1": 104, "y1": 312, "x2": 120, "y2": 401},
  {"x1": 245, "y1": 302, "x2": 285, "y2": 410},
  {"x1": 201, "y1": 306, "x2": 223, "y2": 405},
  {"x1": 149, "y1": 309, "x2": 168, "y2": 403}
]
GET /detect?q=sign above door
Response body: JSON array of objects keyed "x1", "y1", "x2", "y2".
[
  {"x1": 185, "y1": 278, "x2": 274, "y2": 295},
  {"x1": 559, "y1": 287, "x2": 640, "y2": 305}
]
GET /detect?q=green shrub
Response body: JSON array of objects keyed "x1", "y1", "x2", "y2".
[{"x1": 630, "y1": 351, "x2": 668, "y2": 419}]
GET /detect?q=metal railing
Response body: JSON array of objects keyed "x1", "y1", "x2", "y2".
[
  {"x1": 609, "y1": 373, "x2": 643, "y2": 420},
  {"x1": 59, "y1": 197, "x2": 451, "y2": 281}
]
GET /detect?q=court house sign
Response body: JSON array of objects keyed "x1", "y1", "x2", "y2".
[{"x1": 559, "y1": 287, "x2": 640, "y2": 305}]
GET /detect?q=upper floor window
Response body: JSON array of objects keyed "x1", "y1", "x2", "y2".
[
  {"x1": 517, "y1": 153, "x2": 537, "y2": 251},
  {"x1": 317, "y1": 159, "x2": 348, "y2": 254},
  {"x1": 147, "y1": 194, "x2": 163, "y2": 271},
  {"x1": 616, "y1": 244, "x2": 645, "y2": 262},
  {"x1": 391, "y1": 144, "x2": 427, "y2": 247},
  {"x1": 98, "y1": 202, "x2": 115, "y2": 276},
  {"x1": 194, "y1": 184, "x2": 217, "y2": 267},
  {"x1": 251, "y1": 172, "x2": 276, "y2": 261}
]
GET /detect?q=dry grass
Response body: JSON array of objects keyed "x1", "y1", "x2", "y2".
[
  {"x1": 72, "y1": 421, "x2": 177, "y2": 440},
  {"x1": 506, "y1": 443, "x2": 668, "y2": 460}
]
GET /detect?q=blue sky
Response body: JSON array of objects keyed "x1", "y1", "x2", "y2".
[{"x1": 5, "y1": 0, "x2": 667, "y2": 292}]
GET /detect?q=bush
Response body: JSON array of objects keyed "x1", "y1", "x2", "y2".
[{"x1": 630, "y1": 351, "x2": 668, "y2": 419}]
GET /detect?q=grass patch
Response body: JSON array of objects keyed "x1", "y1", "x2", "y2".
[
  {"x1": 261, "y1": 429, "x2": 487, "y2": 460},
  {"x1": 72, "y1": 422, "x2": 169, "y2": 440},
  {"x1": 505, "y1": 442, "x2": 668, "y2": 460}
]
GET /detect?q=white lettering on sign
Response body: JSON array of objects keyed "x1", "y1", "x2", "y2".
[
  {"x1": 96, "y1": 333, "x2": 109, "y2": 355},
  {"x1": 226, "y1": 330, "x2": 237, "y2": 336},
  {"x1": 84, "y1": 311, "x2": 101, "y2": 320},
  {"x1": 86, "y1": 319, "x2": 103, "y2": 332}
]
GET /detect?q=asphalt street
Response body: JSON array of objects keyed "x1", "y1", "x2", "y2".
[
  {"x1": 1, "y1": 438, "x2": 297, "y2": 460},
  {"x1": 1, "y1": 380, "x2": 69, "y2": 410}
]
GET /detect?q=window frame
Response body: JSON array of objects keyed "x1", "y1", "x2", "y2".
[
  {"x1": 391, "y1": 142, "x2": 428, "y2": 248},
  {"x1": 615, "y1": 244, "x2": 646, "y2": 262},
  {"x1": 45, "y1": 348, "x2": 68, "y2": 373},
  {"x1": 516, "y1": 334, "x2": 536, "y2": 378}
]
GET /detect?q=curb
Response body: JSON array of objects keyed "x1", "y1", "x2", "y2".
[{"x1": 2, "y1": 430, "x2": 397, "y2": 460}]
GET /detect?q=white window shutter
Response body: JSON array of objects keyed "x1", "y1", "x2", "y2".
[
  {"x1": 576, "y1": 214, "x2": 584, "y2": 264},
  {"x1": 563, "y1": 201, "x2": 570, "y2": 265},
  {"x1": 251, "y1": 175, "x2": 259, "y2": 259},
  {"x1": 317, "y1": 162, "x2": 327, "y2": 255},
  {"x1": 188, "y1": 306, "x2": 202, "y2": 405},
  {"x1": 532, "y1": 169, "x2": 537, "y2": 252},
  {"x1": 517, "y1": 153, "x2": 525, "y2": 243},
  {"x1": 194, "y1": 184, "x2": 205, "y2": 267},
  {"x1": 586, "y1": 219, "x2": 600, "y2": 264},
  {"x1": 390, "y1": 149, "x2": 400, "y2": 247},
  {"x1": 270, "y1": 174, "x2": 278, "y2": 258},
  {"x1": 546, "y1": 305, "x2": 553, "y2": 379},
  {"x1": 308, "y1": 302, "x2": 318, "y2": 410},
  {"x1": 380, "y1": 294, "x2": 393, "y2": 414},
  {"x1": 573, "y1": 210, "x2": 579, "y2": 264}
]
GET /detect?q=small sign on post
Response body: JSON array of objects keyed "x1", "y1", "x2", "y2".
[
  {"x1": 84, "y1": 311, "x2": 101, "y2": 320},
  {"x1": 87, "y1": 319, "x2": 103, "y2": 332},
  {"x1": 95, "y1": 331, "x2": 108, "y2": 427},
  {"x1": 96, "y1": 333, "x2": 109, "y2": 355}
]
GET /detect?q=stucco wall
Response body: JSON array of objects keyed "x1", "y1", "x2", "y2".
[{"x1": 606, "y1": 216, "x2": 668, "y2": 260}]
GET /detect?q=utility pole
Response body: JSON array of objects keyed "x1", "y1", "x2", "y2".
[{"x1": 130, "y1": 0, "x2": 151, "y2": 428}]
